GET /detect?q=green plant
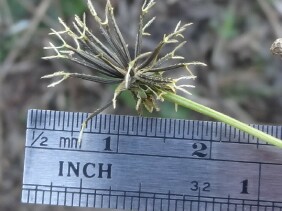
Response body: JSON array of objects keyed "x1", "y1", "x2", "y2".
[{"x1": 42, "y1": 0, "x2": 282, "y2": 147}]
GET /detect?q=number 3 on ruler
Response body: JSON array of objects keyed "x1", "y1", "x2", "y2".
[{"x1": 190, "y1": 181, "x2": 211, "y2": 192}]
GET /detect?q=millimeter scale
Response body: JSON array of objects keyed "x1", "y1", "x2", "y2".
[{"x1": 22, "y1": 109, "x2": 282, "y2": 210}]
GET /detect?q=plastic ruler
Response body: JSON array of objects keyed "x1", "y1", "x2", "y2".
[{"x1": 22, "y1": 109, "x2": 282, "y2": 210}]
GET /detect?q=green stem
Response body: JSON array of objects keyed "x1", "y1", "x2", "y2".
[{"x1": 163, "y1": 92, "x2": 282, "y2": 148}]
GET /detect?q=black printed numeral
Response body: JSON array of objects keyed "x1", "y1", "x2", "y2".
[
  {"x1": 241, "y1": 179, "x2": 249, "y2": 194},
  {"x1": 103, "y1": 136, "x2": 112, "y2": 151},
  {"x1": 191, "y1": 181, "x2": 211, "y2": 192},
  {"x1": 31, "y1": 131, "x2": 48, "y2": 147},
  {"x1": 192, "y1": 143, "x2": 208, "y2": 158}
]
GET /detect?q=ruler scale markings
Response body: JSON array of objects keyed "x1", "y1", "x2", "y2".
[
  {"x1": 227, "y1": 194, "x2": 230, "y2": 211},
  {"x1": 138, "y1": 184, "x2": 141, "y2": 211},
  {"x1": 212, "y1": 122, "x2": 218, "y2": 141},
  {"x1": 56, "y1": 188, "x2": 59, "y2": 206},
  {"x1": 199, "y1": 121, "x2": 204, "y2": 140},
  {"x1": 192, "y1": 121, "x2": 195, "y2": 140},
  {"x1": 173, "y1": 119, "x2": 177, "y2": 138},
  {"x1": 130, "y1": 196, "x2": 133, "y2": 210},
  {"x1": 189, "y1": 197, "x2": 192, "y2": 211},
  {"x1": 97, "y1": 115, "x2": 101, "y2": 133},
  {"x1": 144, "y1": 117, "x2": 148, "y2": 137},
  {"x1": 69, "y1": 111, "x2": 73, "y2": 136},
  {"x1": 182, "y1": 195, "x2": 185, "y2": 211},
  {"x1": 128, "y1": 116, "x2": 133, "y2": 135},
  {"x1": 49, "y1": 182, "x2": 52, "y2": 205},
  {"x1": 34, "y1": 109, "x2": 38, "y2": 129},
  {"x1": 139, "y1": 116, "x2": 146, "y2": 136},
  {"x1": 259, "y1": 125, "x2": 265, "y2": 146},
  {"x1": 85, "y1": 113, "x2": 92, "y2": 132},
  {"x1": 23, "y1": 184, "x2": 282, "y2": 207},
  {"x1": 43, "y1": 110, "x2": 46, "y2": 130},
  {"x1": 169, "y1": 118, "x2": 174, "y2": 138},
  {"x1": 198, "y1": 189, "x2": 201, "y2": 211},
  {"x1": 162, "y1": 117, "x2": 166, "y2": 138},
  {"x1": 47, "y1": 110, "x2": 52, "y2": 129},
  {"x1": 93, "y1": 189, "x2": 96, "y2": 207},
  {"x1": 119, "y1": 115, "x2": 125, "y2": 135},
  {"x1": 156, "y1": 118, "x2": 161, "y2": 137},
  {"x1": 81, "y1": 113, "x2": 86, "y2": 132},
  {"x1": 65, "y1": 111, "x2": 69, "y2": 128},
  {"x1": 78, "y1": 179, "x2": 82, "y2": 207},
  {"x1": 257, "y1": 163, "x2": 262, "y2": 208},
  {"x1": 239, "y1": 125, "x2": 246, "y2": 143},
  {"x1": 110, "y1": 115, "x2": 115, "y2": 134},
  {"x1": 147, "y1": 118, "x2": 154, "y2": 137},
  {"x1": 22, "y1": 109, "x2": 282, "y2": 210},
  {"x1": 70, "y1": 190, "x2": 74, "y2": 206},
  {"x1": 101, "y1": 114, "x2": 106, "y2": 133},
  {"x1": 196, "y1": 121, "x2": 200, "y2": 140},
  {"x1": 222, "y1": 122, "x2": 226, "y2": 141},
  {"x1": 133, "y1": 116, "x2": 138, "y2": 136},
  {"x1": 86, "y1": 190, "x2": 89, "y2": 207},
  {"x1": 57, "y1": 111, "x2": 60, "y2": 130},
  {"x1": 74, "y1": 112, "x2": 78, "y2": 130},
  {"x1": 230, "y1": 125, "x2": 236, "y2": 142},
  {"x1": 28, "y1": 109, "x2": 33, "y2": 128},
  {"x1": 132, "y1": 116, "x2": 138, "y2": 135},
  {"x1": 53, "y1": 111, "x2": 56, "y2": 130},
  {"x1": 64, "y1": 112, "x2": 72, "y2": 131},
  {"x1": 102, "y1": 115, "x2": 108, "y2": 133},
  {"x1": 228, "y1": 124, "x2": 232, "y2": 142},
  {"x1": 57, "y1": 111, "x2": 60, "y2": 129},
  {"x1": 220, "y1": 122, "x2": 224, "y2": 142},
  {"x1": 162, "y1": 118, "x2": 167, "y2": 137},
  {"x1": 35, "y1": 185, "x2": 38, "y2": 204},
  {"x1": 88, "y1": 113, "x2": 93, "y2": 134},
  {"x1": 63, "y1": 186, "x2": 67, "y2": 206},
  {"x1": 108, "y1": 186, "x2": 111, "y2": 209},
  {"x1": 39, "y1": 110, "x2": 43, "y2": 129},
  {"x1": 175, "y1": 119, "x2": 183, "y2": 139},
  {"x1": 203, "y1": 121, "x2": 208, "y2": 140},
  {"x1": 42, "y1": 188, "x2": 45, "y2": 204},
  {"x1": 122, "y1": 191, "x2": 126, "y2": 209}
]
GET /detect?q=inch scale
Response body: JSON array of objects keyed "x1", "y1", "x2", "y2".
[{"x1": 22, "y1": 109, "x2": 282, "y2": 211}]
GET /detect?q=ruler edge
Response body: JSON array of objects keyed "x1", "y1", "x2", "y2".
[
  {"x1": 22, "y1": 109, "x2": 282, "y2": 208},
  {"x1": 26, "y1": 109, "x2": 282, "y2": 145}
]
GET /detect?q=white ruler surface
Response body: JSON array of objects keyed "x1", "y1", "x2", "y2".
[{"x1": 22, "y1": 109, "x2": 282, "y2": 210}]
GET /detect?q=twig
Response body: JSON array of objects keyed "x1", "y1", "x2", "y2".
[
  {"x1": 0, "y1": 107, "x2": 3, "y2": 183},
  {"x1": 18, "y1": 0, "x2": 57, "y2": 29},
  {"x1": 0, "y1": 0, "x2": 13, "y2": 26},
  {"x1": 257, "y1": 0, "x2": 282, "y2": 37},
  {"x1": 0, "y1": 0, "x2": 52, "y2": 82}
]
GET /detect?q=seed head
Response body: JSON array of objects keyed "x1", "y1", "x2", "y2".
[
  {"x1": 271, "y1": 38, "x2": 282, "y2": 56},
  {"x1": 42, "y1": 0, "x2": 206, "y2": 114}
]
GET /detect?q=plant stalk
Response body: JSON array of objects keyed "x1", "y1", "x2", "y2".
[{"x1": 163, "y1": 92, "x2": 282, "y2": 148}]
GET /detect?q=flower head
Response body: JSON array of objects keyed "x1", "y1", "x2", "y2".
[
  {"x1": 270, "y1": 38, "x2": 282, "y2": 56},
  {"x1": 42, "y1": 0, "x2": 206, "y2": 114}
]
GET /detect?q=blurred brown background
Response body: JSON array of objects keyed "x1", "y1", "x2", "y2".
[{"x1": 0, "y1": 0, "x2": 282, "y2": 210}]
